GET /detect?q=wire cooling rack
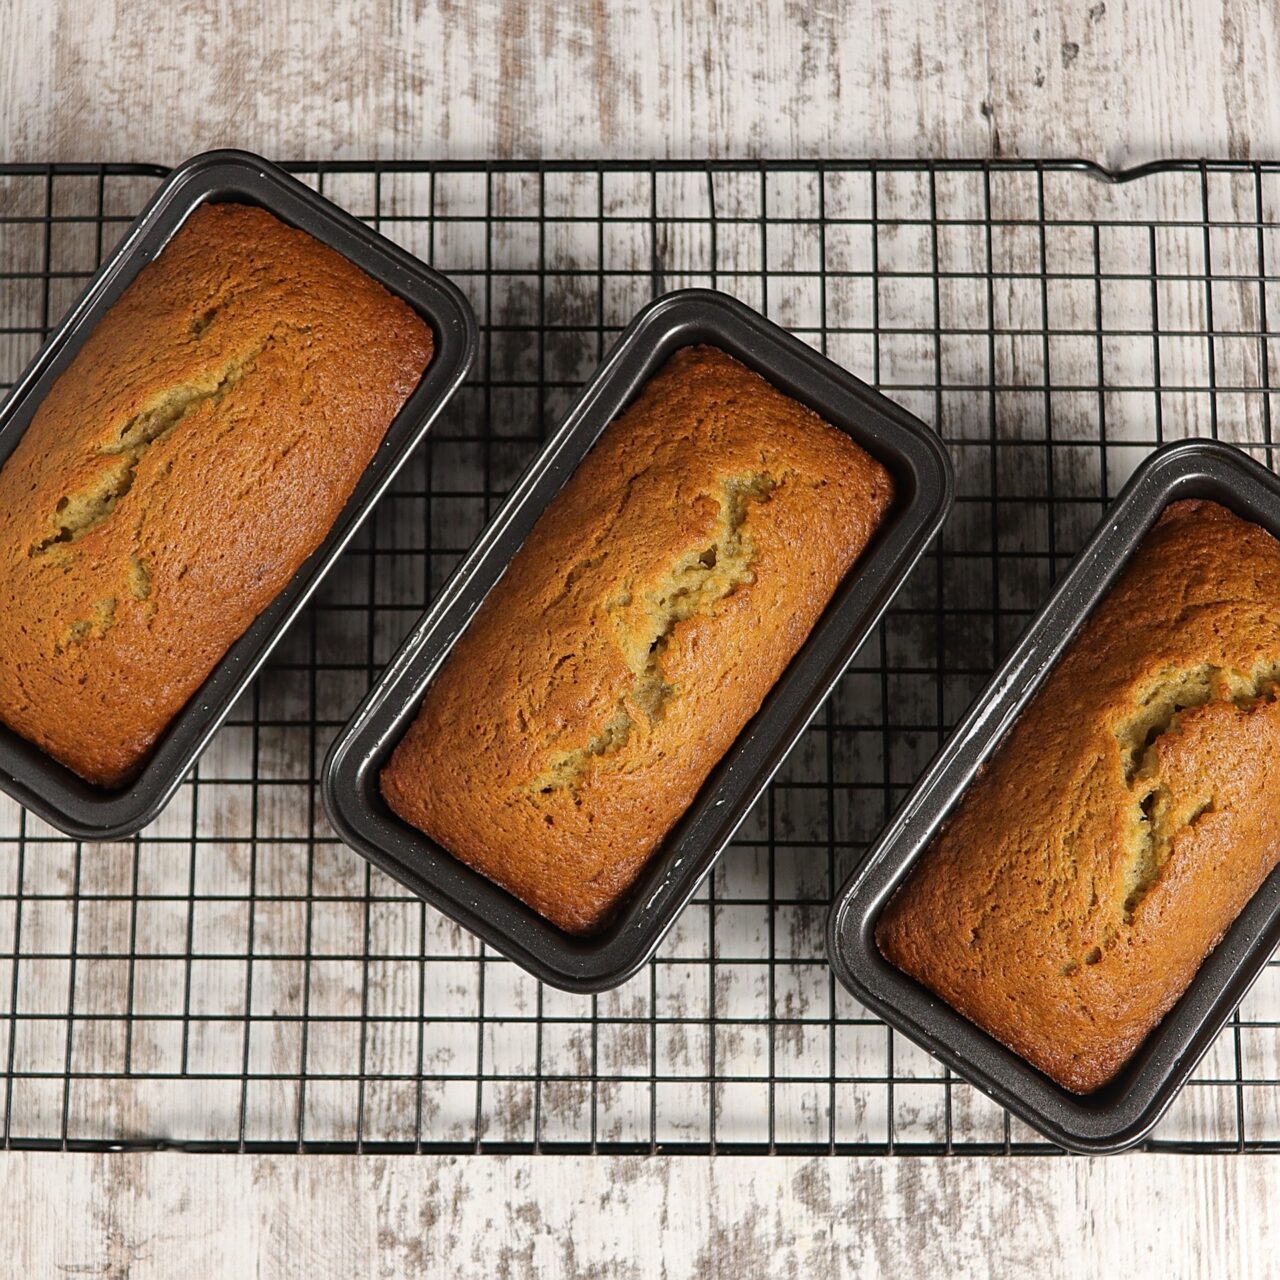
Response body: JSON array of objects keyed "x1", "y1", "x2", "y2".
[{"x1": 0, "y1": 159, "x2": 1278, "y2": 1154}]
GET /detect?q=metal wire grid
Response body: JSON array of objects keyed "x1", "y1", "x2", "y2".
[{"x1": 0, "y1": 159, "x2": 1278, "y2": 1154}]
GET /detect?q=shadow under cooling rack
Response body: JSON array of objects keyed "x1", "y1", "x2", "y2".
[{"x1": 0, "y1": 158, "x2": 1279, "y2": 1154}]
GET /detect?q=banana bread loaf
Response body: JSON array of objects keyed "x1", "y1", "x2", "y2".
[
  {"x1": 877, "y1": 499, "x2": 1280, "y2": 1093},
  {"x1": 0, "y1": 202, "x2": 432, "y2": 786},
  {"x1": 381, "y1": 346, "x2": 894, "y2": 933}
]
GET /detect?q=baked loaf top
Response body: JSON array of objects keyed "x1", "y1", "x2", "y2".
[
  {"x1": 381, "y1": 346, "x2": 894, "y2": 933},
  {"x1": 877, "y1": 499, "x2": 1280, "y2": 1093},
  {"x1": 0, "y1": 202, "x2": 432, "y2": 786}
]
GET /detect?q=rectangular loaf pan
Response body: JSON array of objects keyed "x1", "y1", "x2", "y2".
[
  {"x1": 323, "y1": 288, "x2": 954, "y2": 992},
  {"x1": 828, "y1": 438, "x2": 1280, "y2": 1153},
  {"x1": 0, "y1": 148, "x2": 478, "y2": 840}
]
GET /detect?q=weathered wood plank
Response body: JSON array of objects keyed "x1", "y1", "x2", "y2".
[
  {"x1": 10, "y1": 1152, "x2": 1276, "y2": 1278},
  {"x1": 3, "y1": 0, "x2": 1279, "y2": 167}
]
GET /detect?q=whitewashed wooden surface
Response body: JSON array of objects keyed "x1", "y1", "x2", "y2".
[
  {"x1": 5, "y1": 0, "x2": 1280, "y2": 168},
  {"x1": 5, "y1": 0, "x2": 1280, "y2": 1275},
  {"x1": 11, "y1": 1152, "x2": 1280, "y2": 1279}
]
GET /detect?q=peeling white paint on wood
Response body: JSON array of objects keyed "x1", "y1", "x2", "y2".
[
  {"x1": 10, "y1": 1152, "x2": 1280, "y2": 1279},
  {"x1": 3, "y1": 0, "x2": 1280, "y2": 169}
]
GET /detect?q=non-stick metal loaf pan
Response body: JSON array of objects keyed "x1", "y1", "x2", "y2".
[
  {"x1": 323, "y1": 288, "x2": 954, "y2": 992},
  {"x1": 0, "y1": 148, "x2": 478, "y2": 840},
  {"x1": 828, "y1": 438, "x2": 1280, "y2": 1153}
]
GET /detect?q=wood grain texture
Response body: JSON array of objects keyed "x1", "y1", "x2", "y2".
[
  {"x1": 3, "y1": 0, "x2": 1280, "y2": 167},
  {"x1": 7, "y1": 1151, "x2": 1278, "y2": 1278},
  {"x1": 4, "y1": 3, "x2": 1280, "y2": 1274}
]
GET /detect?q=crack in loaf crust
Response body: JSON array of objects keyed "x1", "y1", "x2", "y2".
[
  {"x1": 0, "y1": 203, "x2": 433, "y2": 786},
  {"x1": 877, "y1": 499, "x2": 1280, "y2": 1093},
  {"x1": 380, "y1": 346, "x2": 894, "y2": 934}
]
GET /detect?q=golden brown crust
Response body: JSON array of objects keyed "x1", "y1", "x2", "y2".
[
  {"x1": 0, "y1": 202, "x2": 433, "y2": 786},
  {"x1": 877, "y1": 499, "x2": 1280, "y2": 1093},
  {"x1": 381, "y1": 346, "x2": 894, "y2": 933}
]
